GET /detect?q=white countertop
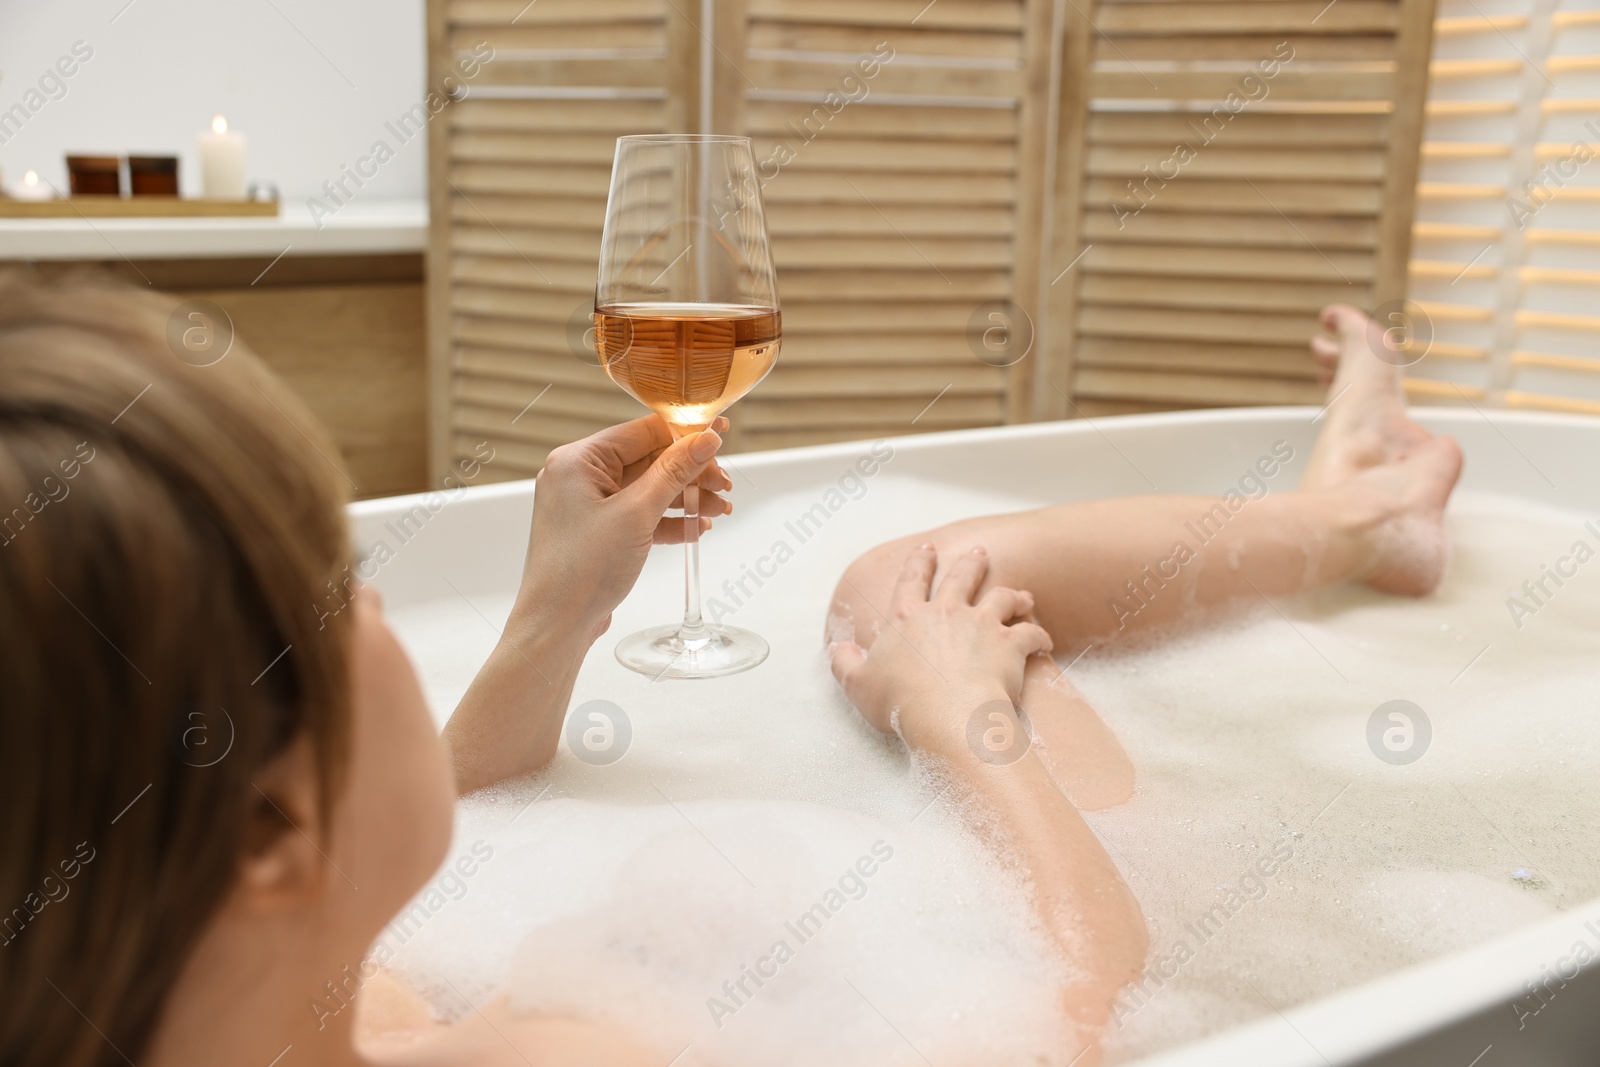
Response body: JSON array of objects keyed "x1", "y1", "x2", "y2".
[{"x1": 0, "y1": 198, "x2": 427, "y2": 260}]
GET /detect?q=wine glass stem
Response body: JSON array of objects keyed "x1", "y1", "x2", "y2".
[{"x1": 680, "y1": 483, "x2": 708, "y2": 642}]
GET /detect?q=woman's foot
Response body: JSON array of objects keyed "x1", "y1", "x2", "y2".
[
  {"x1": 1304, "y1": 304, "x2": 1435, "y2": 490},
  {"x1": 1342, "y1": 436, "x2": 1464, "y2": 597},
  {"x1": 1304, "y1": 305, "x2": 1464, "y2": 595}
]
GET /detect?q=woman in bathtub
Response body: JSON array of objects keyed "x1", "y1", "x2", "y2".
[{"x1": 0, "y1": 275, "x2": 1455, "y2": 1067}]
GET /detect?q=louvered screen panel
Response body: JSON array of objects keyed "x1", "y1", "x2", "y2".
[
  {"x1": 426, "y1": 0, "x2": 687, "y2": 480},
  {"x1": 427, "y1": 0, "x2": 1059, "y2": 473},
  {"x1": 1043, "y1": 0, "x2": 1438, "y2": 417},
  {"x1": 1406, "y1": 0, "x2": 1600, "y2": 414},
  {"x1": 726, "y1": 0, "x2": 1054, "y2": 450}
]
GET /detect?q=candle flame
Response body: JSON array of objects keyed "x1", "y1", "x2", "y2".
[
  {"x1": 23, "y1": 170, "x2": 39, "y2": 186},
  {"x1": 212, "y1": 114, "x2": 228, "y2": 135}
]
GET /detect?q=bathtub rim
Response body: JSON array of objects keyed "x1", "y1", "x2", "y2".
[
  {"x1": 1123, "y1": 893, "x2": 1600, "y2": 1067},
  {"x1": 351, "y1": 405, "x2": 1597, "y2": 522}
]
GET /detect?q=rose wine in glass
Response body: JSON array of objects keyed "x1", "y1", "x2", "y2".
[{"x1": 594, "y1": 134, "x2": 781, "y2": 678}]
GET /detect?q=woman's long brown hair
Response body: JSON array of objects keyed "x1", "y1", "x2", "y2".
[{"x1": 0, "y1": 274, "x2": 355, "y2": 1066}]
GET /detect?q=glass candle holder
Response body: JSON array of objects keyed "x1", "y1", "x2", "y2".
[
  {"x1": 65, "y1": 155, "x2": 122, "y2": 197},
  {"x1": 128, "y1": 155, "x2": 179, "y2": 197}
]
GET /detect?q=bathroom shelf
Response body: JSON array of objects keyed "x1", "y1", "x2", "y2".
[
  {"x1": 0, "y1": 198, "x2": 423, "y2": 259},
  {"x1": 0, "y1": 197, "x2": 278, "y2": 218}
]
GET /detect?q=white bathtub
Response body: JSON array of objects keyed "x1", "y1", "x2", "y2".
[{"x1": 352, "y1": 407, "x2": 1600, "y2": 1067}]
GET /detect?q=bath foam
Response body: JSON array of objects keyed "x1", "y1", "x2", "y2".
[
  {"x1": 385, "y1": 475, "x2": 1076, "y2": 1066},
  {"x1": 381, "y1": 478, "x2": 1600, "y2": 1065},
  {"x1": 1080, "y1": 491, "x2": 1600, "y2": 1062},
  {"x1": 386, "y1": 794, "x2": 1069, "y2": 1066}
]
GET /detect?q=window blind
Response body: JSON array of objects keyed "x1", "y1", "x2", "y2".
[{"x1": 1407, "y1": 0, "x2": 1600, "y2": 414}]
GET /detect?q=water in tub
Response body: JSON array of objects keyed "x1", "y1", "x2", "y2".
[{"x1": 378, "y1": 468, "x2": 1600, "y2": 1065}]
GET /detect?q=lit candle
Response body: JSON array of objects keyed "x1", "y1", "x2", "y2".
[
  {"x1": 198, "y1": 114, "x2": 247, "y2": 200},
  {"x1": 8, "y1": 169, "x2": 55, "y2": 201}
]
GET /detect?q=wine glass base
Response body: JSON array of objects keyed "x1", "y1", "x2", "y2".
[{"x1": 614, "y1": 623, "x2": 769, "y2": 680}]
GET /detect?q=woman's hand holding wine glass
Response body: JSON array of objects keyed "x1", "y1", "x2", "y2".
[
  {"x1": 451, "y1": 133, "x2": 782, "y2": 789},
  {"x1": 513, "y1": 414, "x2": 732, "y2": 643},
  {"x1": 447, "y1": 413, "x2": 733, "y2": 792}
]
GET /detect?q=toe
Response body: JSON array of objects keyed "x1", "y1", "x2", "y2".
[
  {"x1": 1309, "y1": 335, "x2": 1342, "y2": 395},
  {"x1": 1320, "y1": 303, "x2": 1368, "y2": 337}
]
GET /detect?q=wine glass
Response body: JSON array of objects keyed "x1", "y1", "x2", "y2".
[{"x1": 594, "y1": 134, "x2": 781, "y2": 679}]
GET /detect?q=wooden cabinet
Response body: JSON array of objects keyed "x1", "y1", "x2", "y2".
[{"x1": 13, "y1": 254, "x2": 427, "y2": 499}]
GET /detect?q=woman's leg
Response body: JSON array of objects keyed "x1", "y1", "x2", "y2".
[{"x1": 826, "y1": 306, "x2": 1464, "y2": 808}]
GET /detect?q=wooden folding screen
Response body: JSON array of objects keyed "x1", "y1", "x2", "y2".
[{"x1": 425, "y1": 0, "x2": 1439, "y2": 482}]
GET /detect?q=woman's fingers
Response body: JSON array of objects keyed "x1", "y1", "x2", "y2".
[
  {"x1": 891, "y1": 543, "x2": 938, "y2": 615},
  {"x1": 697, "y1": 463, "x2": 733, "y2": 492},
  {"x1": 977, "y1": 585, "x2": 1034, "y2": 622},
  {"x1": 591, "y1": 414, "x2": 730, "y2": 468},
  {"x1": 666, "y1": 488, "x2": 732, "y2": 515},
  {"x1": 827, "y1": 638, "x2": 866, "y2": 689},
  {"x1": 652, "y1": 514, "x2": 714, "y2": 545},
  {"x1": 1006, "y1": 621, "x2": 1054, "y2": 659},
  {"x1": 615, "y1": 417, "x2": 732, "y2": 488},
  {"x1": 619, "y1": 448, "x2": 662, "y2": 488},
  {"x1": 627, "y1": 429, "x2": 723, "y2": 517},
  {"x1": 589, "y1": 414, "x2": 677, "y2": 471},
  {"x1": 622, "y1": 454, "x2": 730, "y2": 494},
  {"x1": 936, "y1": 546, "x2": 990, "y2": 605},
  {"x1": 827, "y1": 640, "x2": 895, "y2": 734}
]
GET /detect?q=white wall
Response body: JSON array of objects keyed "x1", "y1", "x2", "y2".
[{"x1": 0, "y1": 0, "x2": 426, "y2": 202}]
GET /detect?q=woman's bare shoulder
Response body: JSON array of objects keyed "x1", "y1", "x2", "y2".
[{"x1": 358, "y1": 970, "x2": 660, "y2": 1067}]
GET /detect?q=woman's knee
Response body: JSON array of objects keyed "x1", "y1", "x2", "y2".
[
  {"x1": 825, "y1": 521, "x2": 1008, "y2": 649},
  {"x1": 825, "y1": 535, "x2": 922, "y2": 649}
]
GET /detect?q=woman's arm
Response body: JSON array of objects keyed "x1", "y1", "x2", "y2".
[
  {"x1": 444, "y1": 415, "x2": 731, "y2": 794},
  {"x1": 828, "y1": 544, "x2": 1148, "y2": 1051},
  {"x1": 936, "y1": 712, "x2": 1148, "y2": 1038}
]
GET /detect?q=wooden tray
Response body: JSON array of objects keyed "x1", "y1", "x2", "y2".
[{"x1": 0, "y1": 197, "x2": 279, "y2": 219}]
